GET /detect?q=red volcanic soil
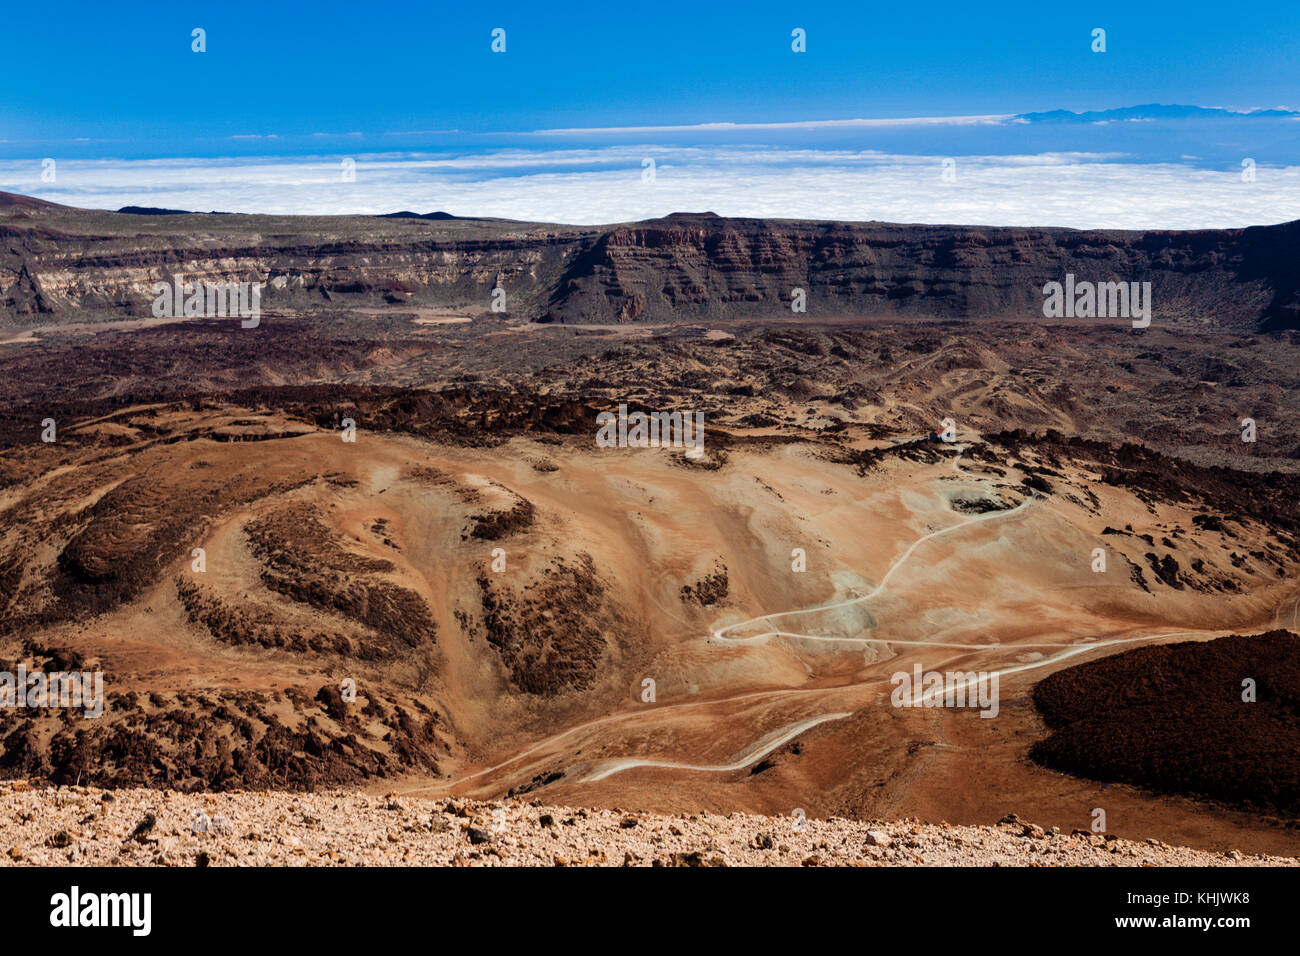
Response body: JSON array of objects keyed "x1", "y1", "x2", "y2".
[
  {"x1": 0, "y1": 191, "x2": 66, "y2": 210},
  {"x1": 1030, "y1": 631, "x2": 1300, "y2": 816}
]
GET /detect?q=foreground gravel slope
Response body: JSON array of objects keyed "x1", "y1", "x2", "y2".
[{"x1": 0, "y1": 782, "x2": 1292, "y2": 867}]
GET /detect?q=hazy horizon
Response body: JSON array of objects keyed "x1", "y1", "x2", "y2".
[
  {"x1": 3, "y1": 1, "x2": 1298, "y2": 227},
  {"x1": 4, "y1": 108, "x2": 1298, "y2": 229}
]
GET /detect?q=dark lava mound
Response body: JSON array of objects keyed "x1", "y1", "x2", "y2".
[{"x1": 1030, "y1": 631, "x2": 1300, "y2": 817}]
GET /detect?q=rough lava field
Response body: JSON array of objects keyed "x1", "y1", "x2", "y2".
[{"x1": 1, "y1": 195, "x2": 1299, "y2": 864}]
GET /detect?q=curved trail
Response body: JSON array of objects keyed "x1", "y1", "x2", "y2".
[
  {"x1": 411, "y1": 441, "x2": 1225, "y2": 794},
  {"x1": 396, "y1": 684, "x2": 842, "y2": 796},
  {"x1": 582, "y1": 713, "x2": 854, "y2": 782},
  {"x1": 712, "y1": 484, "x2": 1037, "y2": 645},
  {"x1": 577, "y1": 628, "x2": 1210, "y2": 782}
]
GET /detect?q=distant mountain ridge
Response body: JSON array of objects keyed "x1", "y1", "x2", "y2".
[{"x1": 1015, "y1": 103, "x2": 1300, "y2": 124}]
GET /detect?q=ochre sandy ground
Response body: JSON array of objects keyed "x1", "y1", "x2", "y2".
[
  {"x1": 6, "y1": 414, "x2": 1299, "y2": 856},
  {"x1": 2, "y1": 783, "x2": 1293, "y2": 868},
  {"x1": 2, "y1": 356, "x2": 1298, "y2": 863}
]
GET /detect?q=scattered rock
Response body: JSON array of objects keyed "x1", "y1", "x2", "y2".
[
  {"x1": 0, "y1": 784, "x2": 1288, "y2": 867},
  {"x1": 129, "y1": 814, "x2": 157, "y2": 843}
]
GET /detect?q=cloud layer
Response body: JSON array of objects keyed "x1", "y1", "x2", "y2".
[{"x1": 2, "y1": 145, "x2": 1296, "y2": 230}]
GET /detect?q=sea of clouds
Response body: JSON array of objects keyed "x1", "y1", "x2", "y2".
[{"x1": 2, "y1": 143, "x2": 1297, "y2": 229}]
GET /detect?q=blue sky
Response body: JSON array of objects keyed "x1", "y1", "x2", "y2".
[
  {"x1": 2, "y1": 1, "x2": 1298, "y2": 226},
  {"x1": 4, "y1": 0, "x2": 1298, "y2": 154}
]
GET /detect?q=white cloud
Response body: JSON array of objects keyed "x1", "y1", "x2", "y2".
[
  {"x1": 1, "y1": 146, "x2": 1296, "y2": 230},
  {"x1": 529, "y1": 115, "x2": 1014, "y2": 135}
]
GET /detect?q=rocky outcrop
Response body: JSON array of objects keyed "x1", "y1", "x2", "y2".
[
  {"x1": 1031, "y1": 631, "x2": 1300, "y2": 815},
  {"x1": 2, "y1": 200, "x2": 1298, "y2": 330}
]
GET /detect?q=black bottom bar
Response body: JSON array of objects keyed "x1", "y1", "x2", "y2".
[{"x1": 4, "y1": 864, "x2": 1285, "y2": 942}]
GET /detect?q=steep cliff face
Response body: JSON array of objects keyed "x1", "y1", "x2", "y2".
[
  {"x1": 0, "y1": 217, "x2": 584, "y2": 320},
  {"x1": 539, "y1": 215, "x2": 1300, "y2": 329},
  {"x1": 2, "y1": 198, "x2": 1297, "y2": 330}
]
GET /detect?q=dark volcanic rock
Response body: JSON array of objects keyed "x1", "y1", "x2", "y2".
[
  {"x1": 3, "y1": 202, "x2": 1299, "y2": 330},
  {"x1": 1030, "y1": 631, "x2": 1300, "y2": 816}
]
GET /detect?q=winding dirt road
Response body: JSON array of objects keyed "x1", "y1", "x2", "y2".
[{"x1": 402, "y1": 441, "x2": 1230, "y2": 796}]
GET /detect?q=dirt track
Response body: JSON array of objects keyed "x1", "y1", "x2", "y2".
[{"x1": 3, "y1": 313, "x2": 1300, "y2": 860}]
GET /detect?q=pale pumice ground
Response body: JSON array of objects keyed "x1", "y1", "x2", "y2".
[{"x1": 0, "y1": 782, "x2": 1293, "y2": 867}]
